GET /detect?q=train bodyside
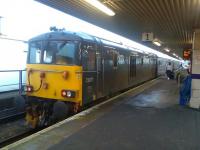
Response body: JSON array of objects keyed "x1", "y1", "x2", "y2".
[
  {"x1": 25, "y1": 31, "x2": 158, "y2": 127},
  {"x1": 157, "y1": 57, "x2": 180, "y2": 76}
]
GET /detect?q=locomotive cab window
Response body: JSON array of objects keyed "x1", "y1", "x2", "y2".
[
  {"x1": 29, "y1": 42, "x2": 42, "y2": 64},
  {"x1": 43, "y1": 49, "x2": 53, "y2": 63},
  {"x1": 55, "y1": 42, "x2": 76, "y2": 65},
  {"x1": 28, "y1": 41, "x2": 77, "y2": 65}
]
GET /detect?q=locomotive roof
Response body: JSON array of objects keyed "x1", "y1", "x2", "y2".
[
  {"x1": 28, "y1": 31, "x2": 156, "y2": 56},
  {"x1": 29, "y1": 31, "x2": 132, "y2": 50},
  {"x1": 29, "y1": 31, "x2": 96, "y2": 42}
]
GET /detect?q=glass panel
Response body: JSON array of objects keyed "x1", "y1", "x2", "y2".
[
  {"x1": 43, "y1": 50, "x2": 53, "y2": 63},
  {"x1": 130, "y1": 56, "x2": 136, "y2": 78},
  {"x1": 29, "y1": 42, "x2": 42, "y2": 64},
  {"x1": 82, "y1": 48, "x2": 96, "y2": 71},
  {"x1": 55, "y1": 42, "x2": 76, "y2": 65},
  {"x1": 28, "y1": 41, "x2": 76, "y2": 65},
  {"x1": 113, "y1": 52, "x2": 118, "y2": 67},
  {"x1": 87, "y1": 49, "x2": 96, "y2": 70}
]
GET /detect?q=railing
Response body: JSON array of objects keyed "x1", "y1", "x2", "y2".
[{"x1": 0, "y1": 70, "x2": 26, "y2": 94}]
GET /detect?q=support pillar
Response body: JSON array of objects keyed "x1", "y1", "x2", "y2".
[{"x1": 190, "y1": 29, "x2": 200, "y2": 109}]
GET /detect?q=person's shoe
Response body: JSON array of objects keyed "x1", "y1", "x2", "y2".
[{"x1": 168, "y1": 77, "x2": 170, "y2": 80}]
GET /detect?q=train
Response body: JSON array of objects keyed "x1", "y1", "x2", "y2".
[{"x1": 24, "y1": 30, "x2": 179, "y2": 128}]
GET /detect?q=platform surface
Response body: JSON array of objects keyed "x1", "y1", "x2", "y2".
[{"x1": 4, "y1": 78, "x2": 200, "y2": 150}]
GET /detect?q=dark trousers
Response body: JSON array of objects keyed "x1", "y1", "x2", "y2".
[{"x1": 166, "y1": 70, "x2": 174, "y2": 79}]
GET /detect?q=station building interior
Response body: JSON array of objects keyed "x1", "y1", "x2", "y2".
[{"x1": 0, "y1": 0, "x2": 200, "y2": 149}]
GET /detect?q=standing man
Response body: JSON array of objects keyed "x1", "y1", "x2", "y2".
[{"x1": 166, "y1": 62, "x2": 173, "y2": 80}]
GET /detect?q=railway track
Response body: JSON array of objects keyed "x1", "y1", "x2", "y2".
[{"x1": 0, "y1": 108, "x2": 25, "y2": 124}]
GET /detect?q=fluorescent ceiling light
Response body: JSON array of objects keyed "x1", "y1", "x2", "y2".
[
  {"x1": 152, "y1": 39, "x2": 161, "y2": 46},
  {"x1": 153, "y1": 41, "x2": 161, "y2": 46},
  {"x1": 84, "y1": 0, "x2": 115, "y2": 16},
  {"x1": 164, "y1": 48, "x2": 170, "y2": 52}
]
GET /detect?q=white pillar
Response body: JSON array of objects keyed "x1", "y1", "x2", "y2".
[{"x1": 189, "y1": 29, "x2": 200, "y2": 109}]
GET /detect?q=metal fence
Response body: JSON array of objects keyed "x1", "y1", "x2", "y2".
[{"x1": 0, "y1": 70, "x2": 26, "y2": 94}]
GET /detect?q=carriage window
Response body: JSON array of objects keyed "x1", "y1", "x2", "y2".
[
  {"x1": 107, "y1": 49, "x2": 118, "y2": 68},
  {"x1": 113, "y1": 52, "x2": 118, "y2": 68},
  {"x1": 82, "y1": 47, "x2": 96, "y2": 71},
  {"x1": 141, "y1": 57, "x2": 143, "y2": 65},
  {"x1": 130, "y1": 56, "x2": 136, "y2": 77},
  {"x1": 159, "y1": 60, "x2": 161, "y2": 66}
]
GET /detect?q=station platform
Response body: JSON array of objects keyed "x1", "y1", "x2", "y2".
[{"x1": 4, "y1": 78, "x2": 200, "y2": 150}]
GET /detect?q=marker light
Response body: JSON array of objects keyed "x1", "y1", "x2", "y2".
[
  {"x1": 84, "y1": 0, "x2": 115, "y2": 16},
  {"x1": 61, "y1": 90, "x2": 67, "y2": 97},
  {"x1": 62, "y1": 71, "x2": 69, "y2": 79},
  {"x1": 25, "y1": 85, "x2": 33, "y2": 92}
]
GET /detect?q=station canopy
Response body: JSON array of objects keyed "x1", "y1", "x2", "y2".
[{"x1": 36, "y1": 0, "x2": 200, "y2": 59}]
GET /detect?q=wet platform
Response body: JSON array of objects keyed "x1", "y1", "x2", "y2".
[{"x1": 4, "y1": 78, "x2": 200, "y2": 150}]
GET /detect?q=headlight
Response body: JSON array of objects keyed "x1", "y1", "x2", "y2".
[
  {"x1": 67, "y1": 91, "x2": 72, "y2": 97},
  {"x1": 61, "y1": 90, "x2": 76, "y2": 98}
]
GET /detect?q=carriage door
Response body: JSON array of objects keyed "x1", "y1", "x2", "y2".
[
  {"x1": 96, "y1": 44, "x2": 103, "y2": 98},
  {"x1": 155, "y1": 57, "x2": 158, "y2": 77},
  {"x1": 82, "y1": 42, "x2": 97, "y2": 105},
  {"x1": 129, "y1": 55, "x2": 136, "y2": 82}
]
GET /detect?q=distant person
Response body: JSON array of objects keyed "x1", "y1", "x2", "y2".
[{"x1": 166, "y1": 62, "x2": 174, "y2": 80}]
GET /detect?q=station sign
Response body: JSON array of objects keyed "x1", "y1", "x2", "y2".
[
  {"x1": 183, "y1": 49, "x2": 191, "y2": 60},
  {"x1": 142, "y1": 32, "x2": 154, "y2": 41}
]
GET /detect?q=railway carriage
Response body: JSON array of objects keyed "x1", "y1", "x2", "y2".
[{"x1": 25, "y1": 31, "x2": 158, "y2": 127}]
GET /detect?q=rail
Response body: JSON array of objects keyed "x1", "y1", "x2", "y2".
[{"x1": 0, "y1": 69, "x2": 26, "y2": 94}]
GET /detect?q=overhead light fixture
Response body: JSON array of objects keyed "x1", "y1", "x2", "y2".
[
  {"x1": 153, "y1": 41, "x2": 161, "y2": 46},
  {"x1": 164, "y1": 48, "x2": 170, "y2": 52},
  {"x1": 84, "y1": 0, "x2": 115, "y2": 16},
  {"x1": 173, "y1": 53, "x2": 178, "y2": 58},
  {"x1": 152, "y1": 38, "x2": 161, "y2": 46}
]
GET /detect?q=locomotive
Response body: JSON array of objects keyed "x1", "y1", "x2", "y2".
[{"x1": 25, "y1": 31, "x2": 175, "y2": 128}]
